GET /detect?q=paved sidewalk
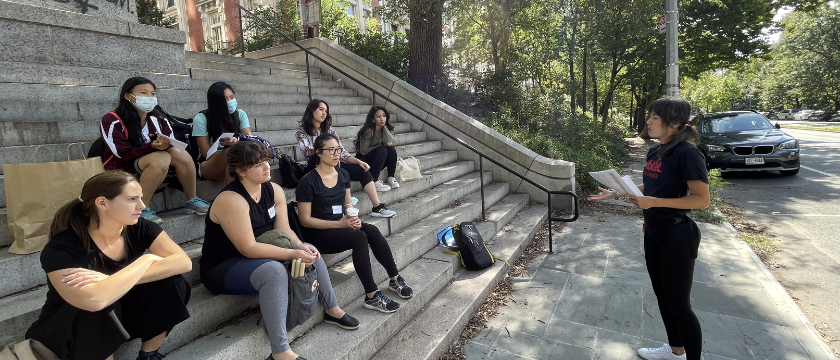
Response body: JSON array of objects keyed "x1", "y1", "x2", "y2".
[{"x1": 463, "y1": 139, "x2": 836, "y2": 360}]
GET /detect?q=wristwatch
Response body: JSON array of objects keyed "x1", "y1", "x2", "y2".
[{"x1": 612, "y1": 190, "x2": 618, "y2": 200}]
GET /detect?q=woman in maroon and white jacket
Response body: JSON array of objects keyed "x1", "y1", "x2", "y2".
[{"x1": 100, "y1": 77, "x2": 209, "y2": 224}]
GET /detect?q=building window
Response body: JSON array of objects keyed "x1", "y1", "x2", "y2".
[
  {"x1": 167, "y1": 0, "x2": 174, "y2": 8},
  {"x1": 346, "y1": 4, "x2": 354, "y2": 16}
]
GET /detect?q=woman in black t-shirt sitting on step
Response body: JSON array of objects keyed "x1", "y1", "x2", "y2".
[
  {"x1": 26, "y1": 171, "x2": 192, "y2": 360},
  {"x1": 200, "y1": 141, "x2": 358, "y2": 360},
  {"x1": 296, "y1": 133, "x2": 414, "y2": 314}
]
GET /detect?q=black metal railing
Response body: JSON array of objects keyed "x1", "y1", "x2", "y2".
[{"x1": 236, "y1": 4, "x2": 578, "y2": 252}]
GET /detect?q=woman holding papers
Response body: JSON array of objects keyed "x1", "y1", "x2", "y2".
[
  {"x1": 588, "y1": 98, "x2": 708, "y2": 360},
  {"x1": 100, "y1": 77, "x2": 209, "y2": 224},
  {"x1": 192, "y1": 81, "x2": 252, "y2": 183}
]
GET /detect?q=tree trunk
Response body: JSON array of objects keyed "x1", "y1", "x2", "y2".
[
  {"x1": 567, "y1": 25, "x2": 577, "y2": 113},
  {"x1": 599, "y1": 51, "x2": 621, "y2": 128},
  {"x1": 592, "y1": 65, "x2": 597, "y2": 118},
  {"x1": 582, "y1": 44, "x2": 587, "y2": 113},
  {"x1": 408, "y1": 0, "x2": 444, "y2": 96}
]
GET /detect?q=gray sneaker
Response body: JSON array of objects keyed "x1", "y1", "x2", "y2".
[
  {"x1": 370, "y1": 204, "x2": 396, "y2": 218},
  {"x1": 363, "y1": 291, "x2": 400, "y2": 313}
]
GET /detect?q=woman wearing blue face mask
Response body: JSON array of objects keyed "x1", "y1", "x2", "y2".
[
  {"x1": 100, "y1": 77, "x2": 209, "y2": 224},
  {"x1": 193, "y1": 82, "x2": 252, "y2": 183}
]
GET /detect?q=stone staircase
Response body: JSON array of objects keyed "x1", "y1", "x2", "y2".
[{"x1": 0, "y1": 49, "x2": 550, "y2": 360}]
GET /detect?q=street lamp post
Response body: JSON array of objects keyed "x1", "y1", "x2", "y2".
[{"x1": 665, "y1": 0, "x2": 679, "y2": 98}]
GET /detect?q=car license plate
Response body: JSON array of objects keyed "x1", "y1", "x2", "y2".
[{"x1": 745, "y1": 157, "x2": 765, "y2": 165}]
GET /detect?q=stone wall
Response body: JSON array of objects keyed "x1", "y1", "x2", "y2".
[
  {"x1": 245, "y1": 38, "x2": 577, "y2": 210},
  {"x1": 4, "y1": 0, "x2": 138, "y2": 22}
]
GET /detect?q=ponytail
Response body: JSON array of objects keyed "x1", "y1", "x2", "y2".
[{"x1": 49, "y1": 171, "x2": 138, "y2": 252}]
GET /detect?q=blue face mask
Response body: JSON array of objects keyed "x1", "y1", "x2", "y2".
[
  {"x1": 130, "y1": 94, "x2": 158, "y2": 113},
  {"x1": 227, "y1": 99, "x2": 238, "y2": 114}
]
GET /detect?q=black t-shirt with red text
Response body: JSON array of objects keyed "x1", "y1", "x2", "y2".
[{"x1": 642, "y1": 141, "x2": 708, "y2": 223}]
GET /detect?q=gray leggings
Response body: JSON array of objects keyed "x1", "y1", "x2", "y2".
[{"x1": 250, "y1": 257, "x2": 339, "y2": 354}]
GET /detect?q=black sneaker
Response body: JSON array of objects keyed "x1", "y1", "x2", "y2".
[
  {"x1": 363, "y1": 290, "x2": 400, "y2": 313},
  {"x1": 137, "y1": 349, "x2": 165, "y2": 360},
  {"x1": 323, "y1": 311, "x2": 360, "y2": 330},
  {"x1": 370, "y1": 204, "x2": 396, "y2": 218},
  {"x1": 388, "y1": 275, "x2": 414, "y2": 299}
]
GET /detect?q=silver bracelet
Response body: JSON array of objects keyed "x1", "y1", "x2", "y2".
[{"x1": 612, "y1": 190, "x2": 619, "y2": 200}]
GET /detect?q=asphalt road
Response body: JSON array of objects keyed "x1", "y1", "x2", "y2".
[{"x1": 717, "y1": 124, "x2": 840, "y2": 355}]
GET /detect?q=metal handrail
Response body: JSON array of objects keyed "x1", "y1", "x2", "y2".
[{"x1": 236, "y1": 4, "x2": 578, "y2": 252}]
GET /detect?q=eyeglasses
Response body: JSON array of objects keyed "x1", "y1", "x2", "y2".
[{"x1": 319, "y1": 147, "x2": 344, "y2": 155}]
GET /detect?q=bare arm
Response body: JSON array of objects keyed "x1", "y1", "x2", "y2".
[
  {"x1": 629, "y1": 180, "x2": 709, "y2": 210},
  {"x1": 196, "y1": 136, "x2": 211, "y2": 159},
  {"x1": 210, "y1": 191, "x2": 308, "y2": 261},
  {"x1": 48, "y1": 255, "x2": 161, "y2": 312},
  {"x1": 297, "y1": 201, "x2": 351, "y2": 229},
  {"x1": 137, "y1": 231, "x2": 192, "y2": 284},
  {"x1": 240, "y1": 127, "x2": 252, "y2": 135}
]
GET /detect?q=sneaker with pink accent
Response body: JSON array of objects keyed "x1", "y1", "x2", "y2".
[{"x1": 638, "y1": 343, "x2": 686, "y2": 360}]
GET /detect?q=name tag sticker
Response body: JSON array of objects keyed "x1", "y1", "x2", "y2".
[
  {"x1": 332, "y1": 205, "x2": 343, "y2": 215},
  {"x1": 268, "y1": 206, "x2": 276, "y2": 218}
]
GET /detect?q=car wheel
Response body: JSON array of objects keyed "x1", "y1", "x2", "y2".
[{"x1": 780, "y1": 168, "x2": 799, "y2": 176}]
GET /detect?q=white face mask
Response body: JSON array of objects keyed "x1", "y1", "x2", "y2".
[{"x1": 129, "y1": 94, "x2": 158, "y2": 113}]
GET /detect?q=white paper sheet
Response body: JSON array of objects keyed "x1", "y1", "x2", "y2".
[
  {"x1": 588, "y1": 169, "x2": 643, "y2": 197},
  {"x1": 158, "y1": 134, "x2": 188, "y2": 150},
  {"x1": 206, "y1": 132, "x2": 234, "y2": 159}
]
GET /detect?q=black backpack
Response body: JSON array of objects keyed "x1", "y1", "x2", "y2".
[{"x1": 443, "y1": 222, "x2": 507, "y2": 271}]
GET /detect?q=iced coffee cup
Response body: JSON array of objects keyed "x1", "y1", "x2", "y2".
[{"x1": 346, "y1": 207, "x2": 359, "y2": 219}]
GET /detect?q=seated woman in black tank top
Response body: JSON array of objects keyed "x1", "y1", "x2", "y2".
[
  {"x1": 199, "y1": 141, "x2": 358, "y2": 360},
  {"x1": 296, "y1": 133, "x2": 414, "y2": 314}
]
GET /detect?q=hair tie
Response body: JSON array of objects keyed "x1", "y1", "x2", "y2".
[
  {"x1": 684, "y1": 123, "x2": 690, "y2": 127},
  {"x1": 78, "y1": 196, "x2": 83, "y2": 202}
]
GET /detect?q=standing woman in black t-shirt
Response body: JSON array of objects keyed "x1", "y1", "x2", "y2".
[
  {"x1": 26, "y1": 171, "x2": 192, "y2": 360},
  {"x1": 296, "y1": 133, "x2": 414, "y2": 314},
  {"x1": 588, "y1": 98, "x2": 709, "y2": 360}
]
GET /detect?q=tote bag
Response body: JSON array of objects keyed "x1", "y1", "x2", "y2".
[
  {"x1": 4, "y1": 145, "x2": 104, "y2": 254},
  {"x1": 395, "y1": 157, "x2": 422, "y2": 182}
]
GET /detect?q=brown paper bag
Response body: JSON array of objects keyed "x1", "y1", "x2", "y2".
[{"x1": 4, "y1": 156, "x2": 104, "y2": 254}]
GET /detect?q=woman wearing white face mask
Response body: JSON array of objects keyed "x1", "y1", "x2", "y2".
[
  {"x1": 100, "y1": 77, "x2": 209, "y2": 225},
  {"x1": 192, "y1": 81, "x2": 252, "y2": 184}
]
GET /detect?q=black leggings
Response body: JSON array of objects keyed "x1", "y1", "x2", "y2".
[
  {"x1": 305, "y1": 156, "x2": 375, "y2": 186},
  {"x1": 357, "y1": 146, "x2": 397, "y2": 179},
  {"x1": 644, "y1": 220, "x2": 702, "y2": 360},
  {"x1": 302, "y1": 223, "x2": 399, "y2": 294},
  {"x1": 26, "y1": 275, "x2": 191, "y2": 360}
]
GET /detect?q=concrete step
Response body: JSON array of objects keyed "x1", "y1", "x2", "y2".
[
  {"x1": 190, "y1": 69, "x2": 341, "y2": 88},
  {"x1": 250, "y1": 112, "x2": 398, "y2": 132},
  {"x1": 375, "y1": 204, "x2": 548, "y2": 360},
  {"x1": 0, "y1": 126, "x2": 423, "y2": 175},
  {"x1": 0, "y1": 209, "x2": 205, "y2": 298},
  {"x1": 185, "y1": 52, "x2": 314, "y2": 73},
  {"x1": 186, "y1": 59, "x2": 322, "y2": 77},
  {"x1": 253, "y1": 122, "x2": 412, "y2": 150},
  {"x1": 0, "y1": 60, "x2": 192, "y2": 89},
  {"x1": 161, "y1": 184, "x2": 518, "y2": 360},
  {"x1": 0, "y1": 154, "x2": 467, "y2": 340},
  {"x1": 188, "y1": 80, "x2": 358, "y2": 97}
]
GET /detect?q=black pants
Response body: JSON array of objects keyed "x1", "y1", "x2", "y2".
[
  {"x1": 305, "y1": 156, "x2": 375, "y2": 186},
  {"x1": 644, "y1": 220, "x2": 702, "y2": 360},
  {"x1": 302, "y1": 223, "x2": 399, "y2": 294},
  {"x1": 26, "y1": 275, "x2": 191, "y2": 360},
  {"x1": 357, "y1": 146, "x2": 397, "y2": 179}
]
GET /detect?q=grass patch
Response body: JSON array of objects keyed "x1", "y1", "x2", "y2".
[
  {"x1": 689, "y1": 169, "x2": 728, "y2": 224},
  {"x1": 783, "y1": 125, "x2": 840, "y2": 133},
  {"x1": 739, "y1": 233, "x2": 779, "y2": 261}
]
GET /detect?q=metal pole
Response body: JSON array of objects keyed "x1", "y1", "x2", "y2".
[
  {"x1": 305, "y1": 52, "x2": 312, "y2": 101},
  {"x1": 548, "y1": 196, "x2": 552, "y2": 253},
  {"x1": 238, "y1": 5, "x2": 246, "y2": 56},
  {"x1": 480, "y1": 157, "x2": 486, "y2": 221},
  {"x1": 665, "y1": 0, "x2": 679, "y2": 98}
]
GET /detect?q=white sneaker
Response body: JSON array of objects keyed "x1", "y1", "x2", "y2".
[
  {"x1": 387, "y1": 177, "x2": 400, "y2": 188},
  {"x1": 374, "y1": 180, "x2": 391, "y2": 192},
  {"x1": 638, "y1": 344, "x2": 686, "y2": 360}
]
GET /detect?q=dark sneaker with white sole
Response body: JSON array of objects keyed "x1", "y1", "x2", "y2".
[
  {"x1": 363, "y1": 290, "x2": 400, "y2": 313},
  {"x1": 388, "y1": 275, "x2": 414, "y2": 299},
  {"x1": 323, "y1": 312, "x2": 360, "y2": 329}
]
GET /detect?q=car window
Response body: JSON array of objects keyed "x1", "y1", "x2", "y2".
[{"x1": 698, "y1": 114, "x2": 775, "y2": 133}]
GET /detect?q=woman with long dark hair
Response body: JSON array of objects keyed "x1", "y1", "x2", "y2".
[
  {"x1": 25, "y1": 171, "x2": 192, "y2": 360},
  {"x1": 100, "y1": 77, "x2": 209, "y2": 224},
  {"x1": 296, "y1": 133, "x2": 413, "y2": 314},
  {"x1": 588, "y1": 98, "x2": 708, "y2": 360},
  {"x1": 201, "y1": 141, "x2": 357, "y2": 360},
  {"x1": 193, "y1": 81, "x2": 252, "y2": 183},
  {"x1": 295, "y1": 99, "x2": 396, "y2": 218},
  {"x1": 354, "y1": 106, "x2": 400, "y2": 189}
]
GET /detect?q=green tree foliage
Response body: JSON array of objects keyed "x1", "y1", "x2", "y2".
[
  {"x1": 136, "y1": 0, "x2": 176, "y2": 28},
  {"x1": 233, "y1": 0, "x2": 301, "y2": 52}
]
